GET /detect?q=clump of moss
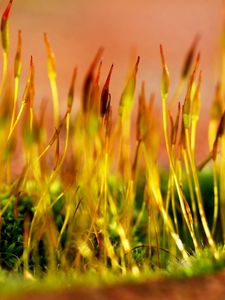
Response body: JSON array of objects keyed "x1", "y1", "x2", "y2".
[{"x1": 0, "y1": 0, "x2": 223, "y2": 282}]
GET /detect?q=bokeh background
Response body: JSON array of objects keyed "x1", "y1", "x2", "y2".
[{"x1": 3, "y1": 0, "x2": 225, "y2": 161}]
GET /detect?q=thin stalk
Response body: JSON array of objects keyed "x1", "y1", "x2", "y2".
[
  {"x1": 0, "y1": 51, "x2": 8, "y2": 96},
  {"x1": 185, "y1": 128, "x2": 216, "y2": 251},
  {"x1": 142, "y1": 143, "x2": 188, "y2": 259},
  {"x1": 162, "y1": 96, "x2": 198, "y2": 251},
  {"x1": 212, "y1": 161, "x2": 219, "y2": 235},
  {"x1": 29, "y1": 107, "x2": 33, "y2": 132},
  {"x1": 7, "y1": 101, "x2": 26, "y2": 140},
  {"x1": 182, "y1": 149, "x2": 199, "y2": 235},
  {"x1": 191, "y1": 120, "x2": 197, "y2": 154},
  {"x1": 10, "y1": 76, "x2": 20, "y2": 133},
  {"x1": 171, "y1": 145, "x2": 179, "y2": 234},
  {"x1": 171, "y1": 177, "x2": 179, "y2": 234},
  {"x1": 44, "y1": 33, "x2": 59, "y2": 127},
  {"x1": 151, "y1": 202, "x2": 160, "y2": 267},
  {"x1": 219, "y1": 137, "x2": 225, "y2": 242},
  {"x1": 53, "y1": 112, "x2": 71, "y2": 174},
  {"x1": 50, "y1": 78, "x2": 59, "y2": 128}
]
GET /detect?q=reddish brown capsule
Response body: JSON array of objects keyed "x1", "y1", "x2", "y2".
[
  {"x1": 1, "y1": 0, "x2": 13, "y2": 30},
  {"x1": 183, "y1": 53, "x2": 200, "y2": 128},
  {"x1": 100, "y1": 64, "x2": 113, "y2": 117},
  {"x1": 44, "y1": 33, "x2": 56, "y2": 79},
  {"x1": 216, "y1": 110, "x2": 225, "y2": 139},
  {"x1": 192, "y1": 71, "x2": 202, "y2": 119},
  {"x1": 14, "y1": 30, "x2": 22, "y2": 78},
  {"x1": 160, "y1": 45, "x2": 170, "y2": 98},
  {"x1": 22, "y1": 56, "x2": 35, "y2": 106},
  {"x1": 28, "y1": 56, "x2": 35, "y2": 108},
  {"x1": 82, "y1": 48, "x2": 103, "y2": 113},
  {"x1": 119, "y1": 56, "x2": 140, "y2": 114},
  {"x1": 211, "y1": 83, "x2": 223, "y2": 120},
  {"x1": 136, "y1": 82, "x2": 147, "y2": 141},
  {"x1": 181, "y1": 35, "x2": 200, "y2": 78},
  {"x1": 1, "y1": 0, "x2": 13, "y2": 52},
  {"x1": 105, "y1": 100, "x2": 112, "y2": 138}
]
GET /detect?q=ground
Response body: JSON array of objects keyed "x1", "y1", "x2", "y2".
[{"x1": 3, "y1": 269, "x2": 225, "y2": 300}]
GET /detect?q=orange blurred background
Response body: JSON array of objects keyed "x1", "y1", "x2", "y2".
[{"x1": 3, "y1": 0, "x2": 225, "y2": 162}]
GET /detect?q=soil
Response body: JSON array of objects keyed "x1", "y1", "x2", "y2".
[{"x1": 4, "y1": 269, "x2": 225, "y2": 300}]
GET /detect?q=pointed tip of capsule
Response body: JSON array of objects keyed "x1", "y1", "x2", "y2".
[
  {"x1": 105, "y1": 64, "x2": 114, "y2": 87},
  {"x1": 181, "y1": 35, "x2": 201, "y2": 78},
  {"x1": 1, "y1": 0, "x2": 13, "y2": 33},
  {"x1": 29, "y1": 55, "x2": 35, "y2": 78},
  {"x1": 17, "y1": 30, "x2": 22, "y2": 47},
  {"x1": 159, "y1": 44, "x2": 166, "y2": 66},
  {"x1": 190, "y1": 52, "x2": 201, "y2": 81},
  {"x1": 89, "y1": 47, "x2": 104, "y2": 73},
  {"x1": 95, "y1": 60, "x2": 103, "y2": 85},
  {"x1": 17, "y1": 30, "x2": 22, "y2": 49},
  {"x1": 67, "y1": 67, "x2": 77, "y2": 112},
  {"x1": 14, "y1": 30, "x2": 22, "y2": 77},
  {"x1": 43, "y1": 32, "x2": 50, "y2": 48},
  {"x1": 132, "y1": 56, "x2": 140, "y2": 75},
  {"x1": 43, "y1": 32, "x2": 54, "y2": 57},
  {"x1": 100, "y1": 65, "x2": 113, "y2": 117},
  {"x1": 187, "y1": 52, "x2": 201, "y2": 90},
  {"x1": 2, "y1": 0, "x2": 13, "y2": 22},
  {"x1": 69, "y1": 67, "x2": 77, "y2": 95},
  {"x1": 192, "y1": 34, "x2": 201, "y2": 48},
  {"x1": 160, "y1": 44, "x2": 170, "y2": 72},
  {"x1": 196, "y1": 70, "x2": 203, "y2": 91},
  {"x1": 82, "y1": 49, "x2": 103, "y2": 113},
  {"x1": 129, "y1": 56, "x2": 140, "y2": 79},
  {"x1": 189, "y1": 35, "x2": 201, "y2": 57},
  {"x1": 72, "y1": 67, "x2": 77, "y2": 82},
  {"x1": 136, "y1": 56, "x2": 140, "y2": 68},
  {"x1": 141, "y1": 81, "x2": 145, "y2": 98},
  {"x1": 70, "y1": 67, "x2": 77, "y2": 88},
  {"x1": 195, "y1": 52, "x2": 201, "y2": 69}
]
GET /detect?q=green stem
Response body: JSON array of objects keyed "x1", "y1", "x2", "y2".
[
  {"x1": 185, "y1": 128, "x2": 216, "y2": 251},
  {"x1": 162, "y1": 96, "x2": 199, "y2": 251}
]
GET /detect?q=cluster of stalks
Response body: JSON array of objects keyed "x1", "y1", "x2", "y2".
[{"x1": 0, "y1": 0, "x2": 224, "y2": 277}]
